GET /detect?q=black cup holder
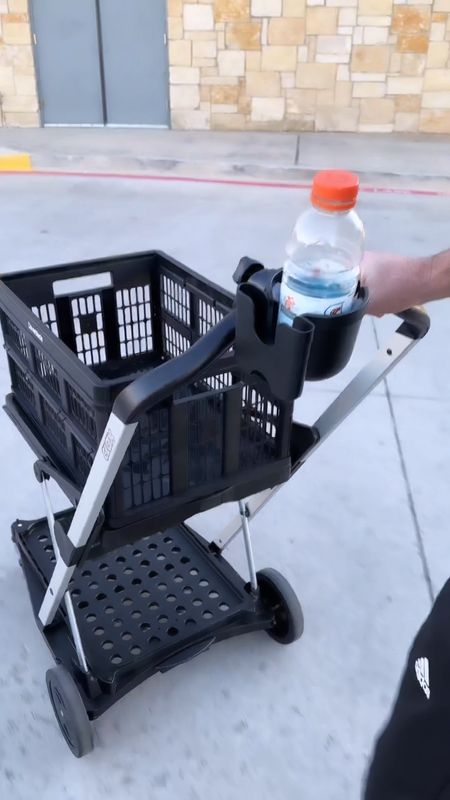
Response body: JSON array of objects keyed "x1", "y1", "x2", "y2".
[
  {"x1": 304, "y1": 286, "x2": 368, "y2": 381},
  {"x1": 233, "y1": 258, "x2": 369, "y2": 399}
]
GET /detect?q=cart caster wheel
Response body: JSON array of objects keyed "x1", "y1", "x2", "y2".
[
  {"x1": 46, "y1": 666, "x2": 93, "y2": 758},
  {"x1": 257, "y1": 568, "x2": 304, "y2": 645}
]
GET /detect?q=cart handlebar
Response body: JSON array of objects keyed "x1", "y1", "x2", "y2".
[
  {"x1": 113, "y1": 312, "x2": 236, "y2": 425},
  {"x1": 113, "y1": 305, "x2": 430, "y2": 426},
  {"x1": 212, "y1": 304, "x2": 431, "y2": 552},
  {"x1": 308, "y1": 303, "x2": 430, "y2": 461}
]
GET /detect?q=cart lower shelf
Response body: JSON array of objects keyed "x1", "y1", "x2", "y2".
[{"x1": 13, "y1": 513, "x2": 303, "y2": 736}]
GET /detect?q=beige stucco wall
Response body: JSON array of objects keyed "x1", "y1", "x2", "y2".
[
  {"x1": 1, "y1": 0, "x2": 450, "y2": 133},
  {"x1": 168, "y1": 0, "x2": 450, "y2": 133},
  {"x1": 0, "y1": 0, "x2": 39, "y2": 127}
]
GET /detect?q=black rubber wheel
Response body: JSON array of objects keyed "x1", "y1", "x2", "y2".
[
  {"x1": 46, "y1": 666, "x2": 93, "y2": 758},
  {"x1": 257, "y1": 568, "x2": 304, "y2": 645}
]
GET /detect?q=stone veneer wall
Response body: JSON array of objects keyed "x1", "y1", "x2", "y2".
[
  {"x1": 168, "y1": 0, "x2": 450, "y2": 133},
  {"x1": 0, "y1": 0, "x2": 38, "y2": 127},
  {"x1": 2, "y1": 0, "x2": 450, "y2": 132}
]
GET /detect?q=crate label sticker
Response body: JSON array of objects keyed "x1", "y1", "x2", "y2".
[
  {"x1": 27, "y1": 321, "x2": 43, "y2": 343},
  {"x1": 102, "y1": 429, "x2": 115, "y2": 461}
]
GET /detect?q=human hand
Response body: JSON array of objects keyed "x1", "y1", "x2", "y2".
[{"x1": 361, "y1": 251, "x2": 429, "y2": 317}]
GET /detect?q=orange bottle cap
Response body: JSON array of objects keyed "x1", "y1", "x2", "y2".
[{"x1": 311, "y1": 170, "x2": 359, "y2": 212}]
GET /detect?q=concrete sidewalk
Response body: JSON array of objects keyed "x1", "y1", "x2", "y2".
[
  {"x1": 1, "y1": 128, "x2": 450, "y2": 186},
  {"x1": 0, "y1": 169, "x2": 449, "y2": 800}
]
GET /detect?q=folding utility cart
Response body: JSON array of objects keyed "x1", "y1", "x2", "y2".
[{"x1": 0, "y1": 252, "x2": 429, "y2": 756}]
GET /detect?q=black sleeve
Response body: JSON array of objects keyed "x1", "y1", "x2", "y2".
[{"x1": 364, "y1": 579, "x2": 450, "y2": 800}]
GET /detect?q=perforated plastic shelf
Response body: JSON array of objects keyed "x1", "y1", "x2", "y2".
[{"x1": 15, "y1": 515, "x2": 261, "y2": 683}]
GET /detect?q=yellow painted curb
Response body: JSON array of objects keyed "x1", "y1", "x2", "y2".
[{"x1": 0, "y1": 152, "x2": 32, "y2": 172}]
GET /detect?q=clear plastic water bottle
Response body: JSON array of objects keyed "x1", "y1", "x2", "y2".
[{"x1": 278, "y1": 170, "x2": 365, "y2": 324}]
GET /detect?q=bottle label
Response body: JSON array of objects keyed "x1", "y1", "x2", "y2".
[{"x1": 279, "y1": 283, "x2": 355, "y2": 325}]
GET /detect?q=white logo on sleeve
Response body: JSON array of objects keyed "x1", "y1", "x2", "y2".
[
  {"x1": 415, "y1": 657, "x2": 430, "y2": 699},
  {"x1": 101, "y1": 429, "x2": 115, "y2": 461}
]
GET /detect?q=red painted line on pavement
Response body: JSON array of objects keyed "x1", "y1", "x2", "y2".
[
  {"x1": 2, "y1": 167, "x2": 450, "y2": 198},
  {"x1": 361, "y1": 184, "x2": 450, "y2": 198}
]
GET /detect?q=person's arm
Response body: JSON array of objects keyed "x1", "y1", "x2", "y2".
[
  {"x1": 361, "y1": 249, "x2": 450, "y2": 316},
  {"x1": 364, "y1": 580, "x2": 450, "y2": 800}
]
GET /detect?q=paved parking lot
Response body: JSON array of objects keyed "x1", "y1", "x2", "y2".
[{"x1": 0, "y1": 170, "x2": 449, "y2": 800}]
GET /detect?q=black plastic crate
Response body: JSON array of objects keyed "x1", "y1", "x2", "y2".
[{"x1": 0, "y1": 252, "x2": 293, "y2": 530}]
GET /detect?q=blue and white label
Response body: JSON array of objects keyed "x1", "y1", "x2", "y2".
[{"x1": 279, "y1": 282, "x2": 354, "y2": 324}]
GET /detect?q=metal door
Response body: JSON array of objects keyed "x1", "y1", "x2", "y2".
[
  {"x1": 99, "y1": 0, "x2": 169, "y2": 126},
  {"x1": 31, "y1": 0, "x2": 104, "y2": 125},
  {"x1": 31, "y1": 0, "x2": 169, "y2": 127}
]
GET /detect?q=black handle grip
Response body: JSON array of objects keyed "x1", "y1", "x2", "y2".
[
  {"x1": 113, "y1": 312, "x2": 236, "y2": 424},
  {"x1": 395, "y1": 306, "x2": 430, "y2": 340}
]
